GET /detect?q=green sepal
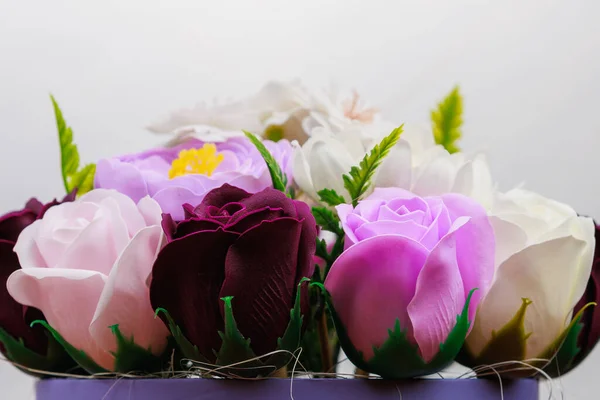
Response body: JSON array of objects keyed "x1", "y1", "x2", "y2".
[
  {"x1": 110, "y1": 324, "x2": 164, "y2": 374},
  {"x1": 30, "y1": 320, "x2": 107, "y2": 374},
  {"x1": 215, "y1": 296, "x2": 257, "y2": 365},
  {"x1": 458, "y1": 300, "x2": 594, "y2": 378},
  {"x1": 214, "y1": 296, "x2": 267, "y2": 377},
  {"x1": 0, "y1": 327, "x2": 75, "y2": 376},
  {"x1": 540, "y1": 302, "x2": 594, "y2": 377},
  {"x1": 243, "y1": 130, "x2": 288, "y2": 192},
  {"x1": 154, "y1": 307, "x2": 209, "y2": 364},
  {"x1": 313, "y1": 282, "x2": 475, "y2": 378},
  {"x1": 474, "y1": 298, "x2": 532, "y2": 364},
  {"x1": 266, "y1": 278, "x2": 307, "y2": 367}
]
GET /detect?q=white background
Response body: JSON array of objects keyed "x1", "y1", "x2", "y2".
[{"x1": 1, "y1": 1, "x2": 599, "y2": 398}]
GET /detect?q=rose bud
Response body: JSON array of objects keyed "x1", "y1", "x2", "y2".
[
  {"x1": 459, "y1": 189, "x2": 595, "y2": 376},
  {"x1": 7, "y1": 190, "x2": 170, "y2": 372},
  {"x1": 150, "y1": 184, "x2": 317, "y2": 372},
  {"x1": 323, "y1": 188, "x2": 495, "y2": 378},
  {"x1": 0, "y1": 193, "x2": 74, "y2": 373}
]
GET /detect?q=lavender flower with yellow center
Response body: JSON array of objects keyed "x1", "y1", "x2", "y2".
[
  {"x1": 168, "y1": 144, "x2": 225, "y2": 179},
  {"x1": 94, "y1": 137, "x2": 292, "y2": 220}
]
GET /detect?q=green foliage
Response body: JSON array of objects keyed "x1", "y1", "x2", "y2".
[
  {"x1": 30, "y1": 320, "x2": 106, "y2": 374},
  {"x1": 51, "y1": 95, "x2": 96, "y2": 195},
  {"x1": 313, "y1": 282, "x2": 475, "y2": 379},
  {"x1": 312, "y1": 207, "x2": 343, "y2": 236},
  {"x1": 343, "y1": 126, "x2": 403, "y2": 206},
  {"x1": 317, "y1": 189, "x2": 347, "y2": 207},
  {"x1": 0, "y1": 327, "x2": 74, "y2": 376},
  {"x1": 267, "y1": 278, "x2": 307, "y2": 368},
  {"x1": 431, "y1": 86, "x2": 463, "y2": 154},
  {"x1": 110, "y1": 324, "x2": 164, "y2": 373},
  {"x1": 215, "y1": 296, "x2": 257, "y2": 367},
  {"x1": 243, "y1": 130, "x2": 287, "y2": 192}
]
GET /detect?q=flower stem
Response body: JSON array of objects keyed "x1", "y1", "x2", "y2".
[{"x1": 318, "y1": 311, "x2": 333, "y2": 373}]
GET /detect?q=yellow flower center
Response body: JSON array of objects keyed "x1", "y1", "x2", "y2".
[{"x1": 168, "y1": 144, "x2": 224, "y2": 179}]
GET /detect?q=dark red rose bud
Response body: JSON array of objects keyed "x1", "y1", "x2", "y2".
[
  {"x1": 0, "y1": 192, "x2": 75, "y2": 361},
  {"x1": 150, "y1": 184, "x2": 317, "y2": 361}
]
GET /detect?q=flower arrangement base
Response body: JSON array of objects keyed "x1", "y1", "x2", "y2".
[{"x1": 36, "y1": 377, "x2": 539, "y2": 400}]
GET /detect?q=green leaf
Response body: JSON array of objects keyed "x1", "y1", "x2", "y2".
[
  {"x1": 70, "y1": 164, "x2": 96, "y2": 195},
  {"x1": 30, "y1": 320, "x2": 107, "y2": 374},
  {"x1": 317, "y1": 189, "x2": 347, "y2": 207},
  {"x1": 154, "y1": 307, "x2": 208, "y2": 364},
  {"x1": 51, "y1": 95, "x2": 96, "y2": 195},
  {"x1": 431, "y1": 86, "x2": 463, "y2": 154},
  {"x1": 110, "y1": 324, "x2": 164, "y2": 373},
  {"x1": 312, "y1": 207, "x2": 343, "y2": 236},
  {"x1": 343, "y1": 126, "x2": 403, "y2": 207},
  {"x1": 315, "y1": 238, "x2": 330, "y2": 264},
  {"x1": 0, "y1": 327, "x2": 75, "y2": 376},
  {"x1": 314, "y1": 282, "x2": 475, "y2": 379},
  {"x1": 243, "y1": 130, "x2": 287, "y2": 192}
]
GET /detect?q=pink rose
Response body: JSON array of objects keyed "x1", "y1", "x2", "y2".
[
  {"x1": 325, "y1": 188, "x2": 495, "y2": 370},
  {"x1": 7, "y1": 189, "x2": 169, "y2": 370}
]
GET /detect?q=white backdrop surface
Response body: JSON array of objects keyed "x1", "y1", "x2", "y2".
[{"x1": 1, "y1": 1, "x2": 599, "y2": 399}]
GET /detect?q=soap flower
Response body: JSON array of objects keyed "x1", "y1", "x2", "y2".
[
  {"x1": 147, "y1": 80, "x2": 389, "y2": 146},
  {"x1": 94, "y1": 136, "x2": 292, "y2": 220},
  {"x1": 293, "y1": 124, "x2": 493, "y2": 208},
  {"x1": 7, "y1": 190, "x2": 169, "y2": 371},
  {"x1": 0, "y1": 193, "x2": 74, "y2": 370},
  {"x1": 460, "y1": 189, "x2": 595, "y2": 374},
  {"x1": 150, "y1": 184, "x2": 317, "y2": 364},
  {"x1": 324, "y1": 188, "x2": 495, "y2": 378}
]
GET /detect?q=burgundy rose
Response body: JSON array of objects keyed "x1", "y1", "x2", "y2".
[
  {"x1": 0, "y1": 193, "x2": 75, "y2": 360},
  {"x1": 150, "y1": 184, "x2": 317, "y2": 361}
]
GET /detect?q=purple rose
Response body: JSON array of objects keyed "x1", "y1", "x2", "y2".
[
  {"x1": 325, "y1": 188, "x2": 495, "y2": 363},
  {"x1": 0, "y1": 193, "x2": 75, "y2": 360},
  {"x1": 149, "y1": 184, "x2": 317, "y2": 361},
  {"x1": 94, "y1": 137, "x2": 292, "y2": 220}
]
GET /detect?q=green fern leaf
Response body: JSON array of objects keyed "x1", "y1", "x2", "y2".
[
  {"x1": 243, "y1": 130, "x2": 287, "y2": 192},
  {"x1": 51, "y1": 95, "x2": 95, "y2": 195},
  {"x1": 343, "y1": 126, "x2": 403, "y2": 206},
  {"x1": 431, "y1": 86, "x2": 463, "y2": 154},
  {"x1": 317, "y1": 188, "x2": 346, "y2": 207}
]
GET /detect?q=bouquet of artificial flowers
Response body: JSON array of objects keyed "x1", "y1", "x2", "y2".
[{"x1": 0, "y1": 81, "x2": 597, "y2": 383}]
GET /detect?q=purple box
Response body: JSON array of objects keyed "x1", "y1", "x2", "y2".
[{"x1": 36, "y1": 378, "x2": 539, "y2": 399}]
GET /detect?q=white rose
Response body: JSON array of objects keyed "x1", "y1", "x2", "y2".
[
  {"x1": 465, "y1": 188, "x2": 595, "y2": 361},
  {"x1": 293, "y1": 123, "x2": 494, "y2": 208}
]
